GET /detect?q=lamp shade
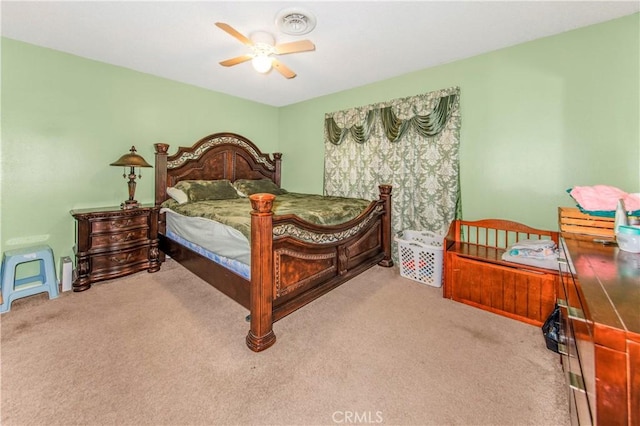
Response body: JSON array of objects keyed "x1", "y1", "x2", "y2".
[{"x1": 110, "y1": 146, "x2": 152, "y2": 168}]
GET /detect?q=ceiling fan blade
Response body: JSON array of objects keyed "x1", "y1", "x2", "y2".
[
  {"x1": 219, "y1": 55, "x2": 253, "y2": 67},
  {"x1": 215, "y1": 22, "x2": 254, "y2": 47},
  {"x1": 274, "y1": 40, "x2": 315, "y2": 55},
  {"x1": 272, "y1": 59, "x2": 296, "y2": 79}
]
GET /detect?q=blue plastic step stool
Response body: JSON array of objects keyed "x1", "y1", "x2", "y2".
[{"x1": 0, "y1": 245, "x2": 59, "y2": 313}]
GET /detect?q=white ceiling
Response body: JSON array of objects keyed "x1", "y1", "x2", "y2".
[{"x1": 2, "y1": 1, "x2": 639, "y2": 107}]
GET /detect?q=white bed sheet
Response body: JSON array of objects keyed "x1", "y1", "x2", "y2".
[{"x1": 161, "y1": 208, "x2": 251, "y2": 265}]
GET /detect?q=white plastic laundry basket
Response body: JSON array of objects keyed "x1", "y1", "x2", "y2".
[{"x1": 395, "y1": 230, "x2": 445, "y2": 287}]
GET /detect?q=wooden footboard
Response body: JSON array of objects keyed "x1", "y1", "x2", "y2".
[
  {"x1": 246, "y1": 186, "x2": 393, "y2": 351},
  {"x1": 154, "y1": 133, "x2": 393, "y2": 352}
]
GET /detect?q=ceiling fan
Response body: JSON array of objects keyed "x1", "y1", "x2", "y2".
[{"x1": 215, "y1": 22, "x2": 315, "y2": 79}]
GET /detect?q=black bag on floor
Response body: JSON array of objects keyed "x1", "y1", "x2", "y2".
[{"x1": 542, "y1": 305, "x2": 561, "y2": 354}]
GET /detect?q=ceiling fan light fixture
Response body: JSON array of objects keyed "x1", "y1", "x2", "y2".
[
  {"x1": 252, "y1": 55, "x2": 273, "y2": 73},
  {"x1": 275, "y1": 8, "x2": 316, "y2": 35},
  {"x1": 216, "y1": 22, "x2": 311, "y2": 79}
]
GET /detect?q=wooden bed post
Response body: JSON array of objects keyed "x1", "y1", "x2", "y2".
[
  {"x1": 246, "y1": 193, "x2": 277, "y2": 352},
  {"x1": 154, "y1": 143, "x2": 169, "y2": 206},
  {"x1": 154, "y1": 144, "x2": 169, "y2": 264},
  {"x1": 273, "y1": 153, "x2": 282, "y2": 187},
  {"x1": 378, "y1": 184, "x2": 394, "y2": 267}
]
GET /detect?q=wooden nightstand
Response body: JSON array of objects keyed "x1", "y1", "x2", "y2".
[{"x1": 70, "y1": 205, "x2": 160, "y2": 291}]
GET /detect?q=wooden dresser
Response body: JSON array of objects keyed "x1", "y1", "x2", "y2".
[
  {"x1": 71, "y1": 205, "x2": 160, "y2": 291},
  {"x1": 558, "y1": 235, "x2": 640, "y2": 425}
]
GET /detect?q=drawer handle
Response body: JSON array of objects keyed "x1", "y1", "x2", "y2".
[
  {"x1": 569, "y1": 372, "x2": 586, "y2": 392},
  {"x1": 558, "y1": 343, "x2": 569, "y2": 356},
  {"x1": 109, "y1": 253, "x2": 134, "y2": 264},
  {"x1": 557, "y1": 299, "x2": 586, "y2": 321},
  {"x1": 110, "y1": 232, "x2": 135, "y2": 242},
  {"x1": 111, "y1": 219, "x2": 133, "y2": 228},
  {"x1": 557, "y1": 331, "x2": 575, "y2": 358},
  {"x1": 568, "y1": 306, "x2": 585, "y2": 321}
]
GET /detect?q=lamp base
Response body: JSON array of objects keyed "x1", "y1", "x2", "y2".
[{"x1": 121, "y1": 200, "x2": 140, "y2": 210}]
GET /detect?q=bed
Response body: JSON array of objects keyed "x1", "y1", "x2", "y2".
[{"x1": 154, "y1": 132, "x2": 393, "y2": 351}]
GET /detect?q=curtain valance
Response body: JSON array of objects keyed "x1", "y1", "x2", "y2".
[
  {"x1": 323, "y1": 86, "x2": 461, "y2": 259},
  {"x1": 325, "y1": 88, "x2": 458, "y2": 145}
]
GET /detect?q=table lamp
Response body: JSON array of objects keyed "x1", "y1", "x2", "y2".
[{"x1": 110, "y1": 146, "x2": 152, "y2": 209}]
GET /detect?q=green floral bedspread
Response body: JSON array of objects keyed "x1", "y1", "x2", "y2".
[{"x1": 162, "y1": 193, "x2": 372, "y2": 240}]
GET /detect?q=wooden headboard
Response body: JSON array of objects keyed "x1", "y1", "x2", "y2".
[{"x1": 154, "y1": 132, "x2": 282, "y2": 206}]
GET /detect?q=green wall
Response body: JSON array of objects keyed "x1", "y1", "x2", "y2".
[
  {"x1": 1, "y1": 38, "x2": 279, "y2": 261},
  {"x1": 2, "y1": 13, "x2": 639, "y2": 269},
  {"x1": 279, "y1": 13, "x2": 640, "y2": 230}
]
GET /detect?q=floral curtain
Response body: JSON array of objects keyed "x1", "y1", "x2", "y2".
[{"x1": 323, "y1": 86, "x2": 461, "y2": 252}]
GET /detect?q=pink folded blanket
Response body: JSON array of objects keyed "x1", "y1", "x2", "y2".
[{"x1": 569, "y1": 185, "x2": 640, "y2": 212}]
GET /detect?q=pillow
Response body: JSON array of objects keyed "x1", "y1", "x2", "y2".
[
  {"x1": 166, "y1": 187, "x2": 189, "y2": 204},
  {"x1": 233, "y1": 179, "x2": 288, "y2": 197},
  {"x1": 174, "y1": 179, "x2": 240, "y2": 202}
]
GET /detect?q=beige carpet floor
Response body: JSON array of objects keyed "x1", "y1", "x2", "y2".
[{"x1": 1, "y1": 259, "x2": 569, "y2": 425}]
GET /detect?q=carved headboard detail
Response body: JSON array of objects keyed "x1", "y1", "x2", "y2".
[{"x1": 154, "y1": 132, "x2": 282, "y2": 206}]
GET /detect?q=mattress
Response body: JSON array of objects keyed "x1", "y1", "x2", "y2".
[
  {"x1": 160, "y1": 192, "x2": 373, "y2": 279},
  {"x1": 162, "y1": 208, "x2": 251, "y2": 278}
]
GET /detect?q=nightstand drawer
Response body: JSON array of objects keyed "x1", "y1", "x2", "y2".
[
  {"x1": 91, "y1": 246, "x2": 149, "y2": 273},
  {"x1": 91, "y1": 228, "x2": 149, "y2": 249},
  {"x1": 91, "y1": 214, "x2": 148, "y2": 233}
]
